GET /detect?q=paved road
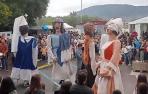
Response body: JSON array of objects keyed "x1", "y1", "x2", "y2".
[{"x1": 0, "y1": 60, "x2": 148, "y2": 94}]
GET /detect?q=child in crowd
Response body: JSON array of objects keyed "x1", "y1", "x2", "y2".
[
  {"x1": 0, "y1": 77, "x2": 17, "y2": 94},
  {"x1": 75, "y1": 43, "x2": 83, "y2": 71},
  {"x1": 70, "y1": 69, "x2": 93, "y2": 94},
  {"x1": 0, "y1": 38, "x2": 8, "y2": 71},
  {"x1": 25, "y1": 74, "x2": 45, "y2": 94},
  {"x1": 54, "y1": 81, "x2": 72, "y2": 94},
  {"x1": 140, "y1": 39, "x2": 146, "y2": 62},
  {"x1": 122, "y1": 44, "x2": 129, "y2": 65},
  {"x1": 133, "y1": 37, "x2": 141, "y2": 61},
  {"x1": 137, "y1": 83, "x2": 148, "y2": 94},
  {"x1": 113, "y1": 90, "x2": 122, "y2": 94},
  {"x1": 133, "y1": 74, "x2": 147, "y2": 94},
  {"x1": 41, "y1": 46, "x2": 48, "y2": 61}
]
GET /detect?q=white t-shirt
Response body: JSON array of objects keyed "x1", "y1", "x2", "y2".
[{"x1": 122, "y1": 47, "x2": 128, "y2": 54}]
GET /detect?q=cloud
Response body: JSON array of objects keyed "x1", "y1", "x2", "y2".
[{"x1": 46, "y1": 0, "x2": 148, "y2": 17}]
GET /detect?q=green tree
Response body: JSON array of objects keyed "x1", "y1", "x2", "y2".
[
  {"x1": 22, "y1": 0, "x2": 49, "y2": 25},
  {"x1": 37, "y1": 16, "x2": 54, "y2": 26},
  {"x1": 63, "y1": 12, "x2": 97, "y2": 27},
  {"x1": 37, "y1": 12, "x2": 98, "y2": 27},
  {"x1": 0, "y1": 2, "x2": 12, "y2": 26},
  {"x1": 1, "y1": 0, "x2": 50, "y2": 31}
]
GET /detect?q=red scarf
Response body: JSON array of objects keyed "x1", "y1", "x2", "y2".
[{"x1": 83, "y1": 35, "x2": 92, "y2": 65}]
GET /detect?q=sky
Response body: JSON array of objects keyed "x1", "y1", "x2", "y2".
[{"x1": 46, "y1": 0, "x2": 148, "y2": 17}]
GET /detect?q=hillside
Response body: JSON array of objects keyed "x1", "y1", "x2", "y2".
[{"x1": 77, "y1": 4, "x2": 148, "y2": 21}]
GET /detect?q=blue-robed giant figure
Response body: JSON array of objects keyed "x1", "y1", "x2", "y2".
[
  {"x1": 11, "y1": 16, "x2": 38, "y2": 86},
  {"x1": 47, "y1": 18, "x2": 72, "y2": 82}
]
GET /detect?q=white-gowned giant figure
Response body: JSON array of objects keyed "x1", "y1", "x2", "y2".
[{"x1": 93, "y1": 18, "x2": 124, "y2": 94}]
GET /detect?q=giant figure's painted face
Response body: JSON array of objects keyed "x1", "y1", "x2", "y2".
[{"x1": 54, "y1": 22, "x2": 62, "y2": 30}]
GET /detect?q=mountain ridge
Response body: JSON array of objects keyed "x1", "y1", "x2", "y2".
[{"x1": 77, "y1": 4, "x2": 148, "y2": 21}]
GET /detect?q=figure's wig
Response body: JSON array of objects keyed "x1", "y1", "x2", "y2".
[
  {"x1": 19, "y1": 25, "x2": 29, "y2": 36},
  {"x1": 52, "y1": 18, "x2": 65, "y2": 34}
]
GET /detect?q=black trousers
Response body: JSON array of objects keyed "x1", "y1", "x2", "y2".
[{"x1": 85, "y1": 63, "x2": 95, "y2": 88}]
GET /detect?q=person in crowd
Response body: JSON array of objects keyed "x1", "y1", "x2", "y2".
[
  {"x1": 41, "y1": 45, "x2": 47, "y2": 61},
  {"x1": 0, "y1": 39, "x2": 3, "y2": 69},
  {"x1": 83, "y1": 22, "x2": 96, "y2": 87},
  {"x1": 94, "y1": 34, "x2": 101, "y2": 55},
  {"x1": 75, "y1": 43, "x2": 83, "y2": 71},
  {"x1": 47, "y1": 18, "x2": 72, "y2": 84},
  {"x1": 0, "y1": 77, "x2": 17, "y2": 94},
  {"x1": 0, "y1": 38, "x2": 8, "y2": 71},
  {"x1": 92, "y1": 18, "x2": 124, "y2": 94},
  {"x1": 139, "y1": 38, "x2": 145, "y2": 62},
  {"x1": 73, "y1": 38, "x2": 78, "y2": 58},
  {"x1": 70, "y1": 69, "x2": 93, "y2": 94},
  {"x1": 41, "y1": 36, "x2": 47, "y2": 46},
  {"x1": 113, "y1": 90, "x2": 122, "y2": 94},
  {"x1": 54, "y1": 81, "x2": 72, "y2": 94},
  {"x1": 126, "y1": 44, "x2": 133, "y2": 65},
  {"x1": 25, "y1": 74, "x2": 45, "y2": 94},
  {"x1": 133, "y1": 74, "x2": 147, "y2": 94},
  {"x1": 122, "y1": 44, "x2": 129, "y2": 65},
  {"x1": 11, "y1": 24, "x2": 38, "y2": 86},
  {"x1": 121, "y1": 39, "x2": 133, "y2": 65},
  {"x1": 81, "y1": 45, "x2": 86, "y2": 70},
  {"x1": 38, "y1": 35, "x2": 43, "y2": 60},
  {"x1": 137, "y1": 74, "x2": 147, "y2": 86},
  {"x1": 0, "y1": 76, "x2": 2, "y2": 85},
  {"x1": 41, "y1": 36, "x2": 47, "y2": 61},
  {"x1": 144, "y1": 39, "x2": 148, "y2": 60},
  {"x1": 38, "y1": 43, "x2": 42, "y2": 60},
  {"x1": 137, "y1": 83, "x2": 148, "y2": 94},
  {"x1": 133, "y1": 36, "x2": 141, "y2": 61}
]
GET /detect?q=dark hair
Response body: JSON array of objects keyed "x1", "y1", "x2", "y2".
[
  {"x1": 30, "y1": 74, "x2": 43, "y2": 94},
  {"x1": 0, "y1": 77, "x2": 16, "y2": 94},
  {"x1": 137, "y1": 83, "x2": 148, "y2": 94},
  {"x1": 28, "y1": 29, "x2": 38, "y2": 37},
  {"x1": 84, "y1": 31, "x2": 93, "y2": 37},
  {"x1": 137, "y1": 74, "x2": 147, "y2": 87},
  {"x1": 82, "y1": 47, "x2": 84, "y2": 51},
  {"x1": 78, "y1": 43, "x2": 82, "y2": 47},
  {"x1": 19, "y1": 25, "x2": 29, "y2": 36},
  {"x1": 52, "y1": 22, "x2": 65, "y2": 34},
  {"x1": 76, "y1": 69, "x2": 87, "y2": 85},
  {"x1": 113, "y1": 90, "x2": 122, "y2": 94},
  {"x1": 60, "y1": 81, "x2": 72, "y2": 94},
  {"x1": 112, "y1": 30, "x2": 118, "y2": 36},
  {"x1": 0, "y1": 76, "x2": 2, "y2": 83},
  {"x1": 84, "y1": 23, "x2": 94, "y2": 37}
]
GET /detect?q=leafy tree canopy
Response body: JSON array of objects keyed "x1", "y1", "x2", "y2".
[
  {"x1": 38, "y1": 12, "x2": 98, "y2": 27},
  {"x1": 0, "y1": 0, "x2": 50, "y2": 31},
  {"x1": 0, "y1": 2, "x2": 12, "y2": 28}
]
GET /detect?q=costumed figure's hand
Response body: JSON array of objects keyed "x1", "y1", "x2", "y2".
[
  {"x1": 99, "y1": 68, "x2": 112, "y2": 78},
  {"x1": 97, "y1": 56, "x2": 104, "y2": 61},
  {"x1": 100, "y1": 68, "x2": 109, "y2": 76}
]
